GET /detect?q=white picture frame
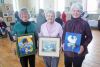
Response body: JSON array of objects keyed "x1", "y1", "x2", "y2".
[{"x1": 39, "y1": 37, "x2": 61, "y2": 57}]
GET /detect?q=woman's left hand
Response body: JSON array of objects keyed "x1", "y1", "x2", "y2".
[{"x1": 78, "y1": 45, "x2": 84, "y2": 54}]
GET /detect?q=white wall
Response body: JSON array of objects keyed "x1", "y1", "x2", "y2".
[{"x1": 82, "y1": 0, "x2": 87, "y2": 11}]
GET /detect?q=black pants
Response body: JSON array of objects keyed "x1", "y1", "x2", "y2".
[
  {"x1": 64, "y1": 55, "x2": 85, "y2": 67},
  {"x1": 20, "y1": 55, "x2": 35, "y2": 67}
]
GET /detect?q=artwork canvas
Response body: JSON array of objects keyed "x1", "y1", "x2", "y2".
[
  {"x1": 64, "y1": 32, "x2": 81, "y2": 53},
  {"x1": 3, "y1": 13, "x2": 8, "y2": 17},
  {"x1": 39, "y1": 37, "x2": 60, "y2": 57},
  {"x1": 17, "y1": 34, "x2": 36, "y2": 57}
]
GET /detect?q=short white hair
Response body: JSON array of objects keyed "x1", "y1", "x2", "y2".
[
  {"x1": 70, "y1": 2, "x2": 83, "y2": 14},
  {"x1": 45, "y1": 10, "x2": 55, "y2": 18}
]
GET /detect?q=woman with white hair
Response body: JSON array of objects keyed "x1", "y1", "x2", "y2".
[
  {"x1": 62, "y1": 2, "x2": 93, "y2": 67},
  {"x1": 12, "y1": 8, "x2": 38, "y2": 67},
  {"x1": 40, "y1": 10, "x2": 63, "y2": 67}
]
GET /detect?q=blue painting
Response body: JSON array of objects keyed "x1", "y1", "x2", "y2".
[
  {"x1": 17, "y1": 35, "x2": 35, "y2": 57},
  {"x1": 42, "y1": 41, "x2": 56, "y2": 52},
  {"x1": 64, "y1": 32, "x2": 81, "y2": 53}
]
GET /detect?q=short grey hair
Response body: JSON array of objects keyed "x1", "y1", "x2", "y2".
[
  {"x1": 19, "y1": 8, "x2": 30, "y2": 18},
  {"x1": 70, "y1": 2, "x2": 83, "y2": 14},
  {"x1": 45, "y1": 10, "x2": 55, "y2": 18}
]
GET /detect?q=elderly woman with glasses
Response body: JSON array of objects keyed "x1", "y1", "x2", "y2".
[
  {"x1": 12, "y1": 8, "x2": 38, "y2": 67},
  {"x1": 62, "y1": 2, "x2": 93, "y2": 67}
]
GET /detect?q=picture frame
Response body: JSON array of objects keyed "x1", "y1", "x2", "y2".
[
  {"x1": 64, "y1": 32, "x2": 82, "y2": 53},
  {"x1": 6, "y1": 16, "x2": 12, "y2": 22},
  {"x1": 39, "y1": 37, "x2": 61, "y2": 57},
  {"x1": 17, "y1": 34, "x2": 36, "y2": 57}
]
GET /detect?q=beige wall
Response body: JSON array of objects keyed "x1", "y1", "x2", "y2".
[
  {"x1": 27, "y1": 0, "x2": 36, "y2": 10},
  {"x1": 18, "y1": 0, "x2": 28, "y2": 10}
]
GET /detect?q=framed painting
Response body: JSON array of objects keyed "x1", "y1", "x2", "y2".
[
  {"x1": 39, "y1": 37, "x2": 61, "y2": 57},
  {"x1": 64, "y1": 32, "x2": 82, "y2": 53},
  {"x1": 3, "y1": 13, "x2": 8, "y2": 17},
  {"x1": 6, "y1": 16, "x2": 12, "y2": 22},
  {"x1": 17, "y1": 34, "x2": 36, "y2": 57}
]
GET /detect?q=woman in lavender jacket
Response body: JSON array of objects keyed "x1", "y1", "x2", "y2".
[{"x1": 40, "y1": 10, "x2": 63, "y2": 67}]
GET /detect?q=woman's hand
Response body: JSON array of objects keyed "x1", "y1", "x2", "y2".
[{"x1": 78, "y1": 45, "x2": 84, "y2": 54}]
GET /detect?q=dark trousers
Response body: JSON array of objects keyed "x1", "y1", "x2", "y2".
[
  {"x1": 64, "y1": 55, "x2": 85, "y2": 67},
  {"x1": 20, "y1": 55, "x2": 35, "y2": 67}
]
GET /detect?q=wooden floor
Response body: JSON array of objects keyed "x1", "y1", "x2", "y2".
[{"x1": 0, "y1": 30, "x2": 100, "y2": 67}]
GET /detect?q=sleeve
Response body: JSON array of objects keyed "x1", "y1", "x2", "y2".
[
  {"x1": 33, "y1": 23, "x2": 38, "y2": 49},
  {"x1": 82, "y1": 22, "x2": 93, "y2": 48},
  {"x1": 34, "y1": 32, "x2": 38, "y2": 49},
  {"x1": 11, "y1": 24, "x2": 17, "y2": 36}
]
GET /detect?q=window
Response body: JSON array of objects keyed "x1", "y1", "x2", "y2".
[
  {"x1": 87, "y1": 0, "x2": 98, "y2": 14},
  {"x1": 13, "y1": 0, "x2": 19, "y2": 12},
  {"x1": 40, "y1": 0, "x2": 44, "y2": 9},
  {"x1": 54, "y1": 0, "x2": 65, "y2": 13}
]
